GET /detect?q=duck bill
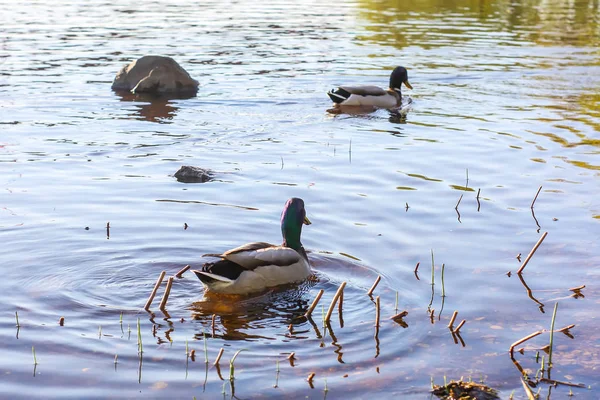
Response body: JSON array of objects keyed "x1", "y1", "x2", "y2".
[
  {"x1": 403, "y1": 80, "x2": 413, "y2": 90},
  {"x1": 303, "y1": 216, "x2": 312, "y2": 225}
]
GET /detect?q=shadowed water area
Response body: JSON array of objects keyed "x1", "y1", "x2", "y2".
[{"x1": 1, "y1": 0, "x2": 599, "y2": 398}]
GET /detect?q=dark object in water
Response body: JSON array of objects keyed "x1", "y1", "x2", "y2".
[
  {"x1": 432, "y1": 380, "x2": 500, "y2": 400},
  {"x1": 174, "y1": 166, "x2": 213, "y2": 183},
  {"x1": 111, "y1": 56, "x2": 199, "y2": 94}
]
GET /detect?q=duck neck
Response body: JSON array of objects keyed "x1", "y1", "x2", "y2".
[{"x1": 282, "y1": 221, "x2": 306, "y2": 258}]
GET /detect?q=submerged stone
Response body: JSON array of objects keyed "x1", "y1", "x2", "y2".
[
  {"x1": 111, "y1": 56, "x2": 199, "y2": 94},
  {"x1": 174, "y1": 166, "x2": 213, "y2": 183}
]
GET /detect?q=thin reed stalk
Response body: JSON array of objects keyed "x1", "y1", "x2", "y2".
[
  {"x1": 366, "y1": 276, "x2": 381, "y2": 296},
  {"x1": 15, "y1": 311, "x2": 20, "y2": 327},
  {"x1": 375, "y1": 296, "x2": 380, "y2": 327},
  {"x1": 32, "y1": 346, "x2": 38, "y2": 365},
  {"x1": 531, "y1": 186, "x2": 542, "y2": 209},
  {"x1": 517, "y1": 232, "x2": 548, "y2": 274},
  {"x1": 144, "y1": 271, "x2": 166, "y2": 310},
  {"x1": 548, "y1": 303, "x2": 558, "y2": 367},
  {"x1": 214, "y1": 348, "x2": 224, "y2": 366},
  {"x1": 325, "y1": 282, "x2": 346, "y2": 323},
  {"x1": 448, "y1": 311, "x2": 458, "y2": 328},
  {"x1": 441, "y1": 264, "x2": 446, "y2": 297},
  {"x1": 305, "y1": 289, "x2": 324, "y2": 318},
  {"x1": 175, "y1": 265, "x2": 191, "y2": 278},
  {"x1": 159, "y1": 276, "x2": 174, "y2": 310}
]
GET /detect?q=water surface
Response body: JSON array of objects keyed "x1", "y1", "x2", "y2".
[{"x1": 1, "y1": 0, "x2": 599, "y2": 398}]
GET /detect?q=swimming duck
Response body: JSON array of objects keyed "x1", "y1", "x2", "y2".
[
  {"x1": 327, "y1": 66, "x2": 412, "y2": 109},
  {"x1": 192, "y1": 198, "x2": 312, "y2": 294}
]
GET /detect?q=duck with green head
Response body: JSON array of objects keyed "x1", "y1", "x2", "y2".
[
  {"x1": 327, "y1": 66, "x2": 413, "y2": 109},
  {"x1": 192, "y1": 198, "x2": 312, "y2": 294}
]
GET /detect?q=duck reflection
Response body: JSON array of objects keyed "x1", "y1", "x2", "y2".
[
  {"x1": 190, "y1": 281, "x2": 314, "y2": 341},
  {"x1": 113, "y1": 91, "x2": 195, "y2": 123}
]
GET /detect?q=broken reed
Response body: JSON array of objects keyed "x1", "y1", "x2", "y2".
[
  {"x1": 175, "y1": 265, "x2": 190, "y2": 278},
  {"x1": 144, "y1": 270, "x2": 166, "y2": 310},
  {"x1": 517, "y1": 232, "x2": 548, "y2": 274},
  {"x1": 229, "y1": 349, "x2": 246, "y2": 381},
  {"x1": 15, "y1": 311, "x2": 20, "y2": 327},
  {"x1": 366, "y1": 276, "x2": 381, "y2": 296},
  {"x1": 159, "y1": 276, "x2": 174, "y2": 310},
  {"x1": 375, "y1": 296, "x2": 381, "y2": 327},
  {"x1": 325, "y1": 282, "x2": 346, "y2": 323},
  {"x1": 305, "y1": 289, "x2": 324, "y2": 318},
  {"x1": 214, "y1": 348, "x2": 224, "y2": 366}
]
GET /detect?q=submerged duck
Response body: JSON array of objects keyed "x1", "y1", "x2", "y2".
[
  {"x1": 192, "y1": 198, "x2": 312, "y2": 294},
  {"x1": 327, "y1": 66, "x2": 413, "y2": 109}
]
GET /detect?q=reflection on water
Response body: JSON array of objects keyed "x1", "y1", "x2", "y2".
[{"x1": 1, "y1": 0, "x2": 599, "y2": 398}]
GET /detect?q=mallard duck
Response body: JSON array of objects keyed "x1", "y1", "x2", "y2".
[
  {"x1": 192, "y1": 198, "x2": 312, "y2": 294},
  {"x1": 327, "y1": 66, "x2": 412, "y2": 109}
]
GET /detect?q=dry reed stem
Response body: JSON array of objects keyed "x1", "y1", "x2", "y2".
[
  {"x1": 366, "y1": 276, "x2": 381, "y2": 296},
  {"x1": 448, "y1": 311, "x2": 458, "y2": 328},
  {"x1": 539, "y1": 378, "x2": 586, "y2": 388},
  {"x1": 510, "y1": 330, "x2": 543, "y2": 357},
  {"x1": 214, "y1": 348, "x2": 224, "y2": 366},
  {"x1": 569, "y1": 285, "x2": 585, "y2": 291},
  {"x1": 59, "y1": 317, "x2": 65, "y2": 326},
  {"x1": 453, "y1": 319, "x2": 466, "y2": 333},
  {"x1": 390, "y1": 311, "x2": 408, "y2": 321},
  {"x1": 531, "y1": 186, "x2": 542, "y2": 209},
  {"x1": 307, "y1": 373, "x2": 315, "y2": 383},
  {"x1": 288, "y1": 324, "x2": 293, "y2": 333},
  {"x1": 175, "y1": 265, "x2": 190, "y2": 278},
  {"x1": 144, "y1": 271, "x2": 166, "y2": 310},
  {"x1": 476, "y1": 188, "x2": 481, "y2": 199},
  {"x1": 305, "y1": 289, "x2": 324, "y2": 318},
  {"x1": 211, "y1": 314, "x2": 216, "y2": 336},
  {"x1": 516, "y1": 231, "x2": 548, "y2": 274},
  {"x1": 521, "y1": 377, "x2": 536, "y2": 400},
  {"x1": 556, "y1": 324, "x2": 575, "y2": 333},
  {"x1": 325, "y1": 282, "x2": 346, "y2": 323},
  {"x1": 414, "y1": 262, "x2": 420, "y2": 273},
  {"x1": 159, "y1": 276, "x2": 174, "y2": 310},
  {"x1": 375, "y1": 296, "x2": 381, "y2": 327},
  {"x1": 287, "y1": 352, "x2": 295, "y2": 360},
  {"x1": 455, "y1": 194, "x2": 463, "y2": 210}
]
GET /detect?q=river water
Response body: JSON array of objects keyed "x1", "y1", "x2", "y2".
[{"x1": 1, "y1": 0, "x2": 599, "y2": 398}]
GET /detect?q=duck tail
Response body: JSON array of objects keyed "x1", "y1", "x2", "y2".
[{"x1": 327, "y1": 88, "x2": 351, "y2": 104}]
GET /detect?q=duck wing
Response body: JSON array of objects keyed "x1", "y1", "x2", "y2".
[
  {"x1": 204, "y1": 241, "x2": 290, "y2": 270},
  {"x1": 339, "y1": 85, "x2": 388, "y2": 96}
]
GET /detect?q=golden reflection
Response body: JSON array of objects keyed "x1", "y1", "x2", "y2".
[{"x1": 357, "y1": 0, "x2": 600, "y2": 48}]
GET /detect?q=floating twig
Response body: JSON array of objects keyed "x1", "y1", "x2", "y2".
[
  {"x1": 159, "y1": 276, "x2": 174, "y2": 310},
  {"x1": 175, "y1": 265, "x2": 190, "y2": 278},
  {"x1": 448, "y1": 311, "x2": 458, "y2": 329},
  {"x1": 531, "y1": 186, "x2": 542, "y2": 209},
  {"x1": 517, "y1": 231, "x2": 548, "y2": 274},
  {"x1": 214, "y1": 348, "x2": 224, "y2": 366},
  {"x1": 325, "y1": 282, "x2": 346, "y2": 323},
  {"x1": 305, "y1": 289, "x2": 324, "y2": 318},
  {"x1": 144, "y1": 271, "x2": 166, "y2": 310},
  {"x1": 375, "y1": 296, "x2": 381, "y2": 327},
  {"x1": 366, "y1": 275, "x2": 381, "y2": 296},
  {"x1": 510, "y1": 330, "x2": 543, "y2": 358}
]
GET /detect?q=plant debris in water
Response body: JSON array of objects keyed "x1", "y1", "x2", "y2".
[{"x1": 432, "y1": 380, "x2": 500, "y2": 400}]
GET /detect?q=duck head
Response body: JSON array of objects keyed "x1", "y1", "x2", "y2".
[
  {"x1": 281, "y1": 198, "x2": 311, "y2": 257},
  {"x1": 389, "y1": 66, "x2": 413, "y2": 92}
]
